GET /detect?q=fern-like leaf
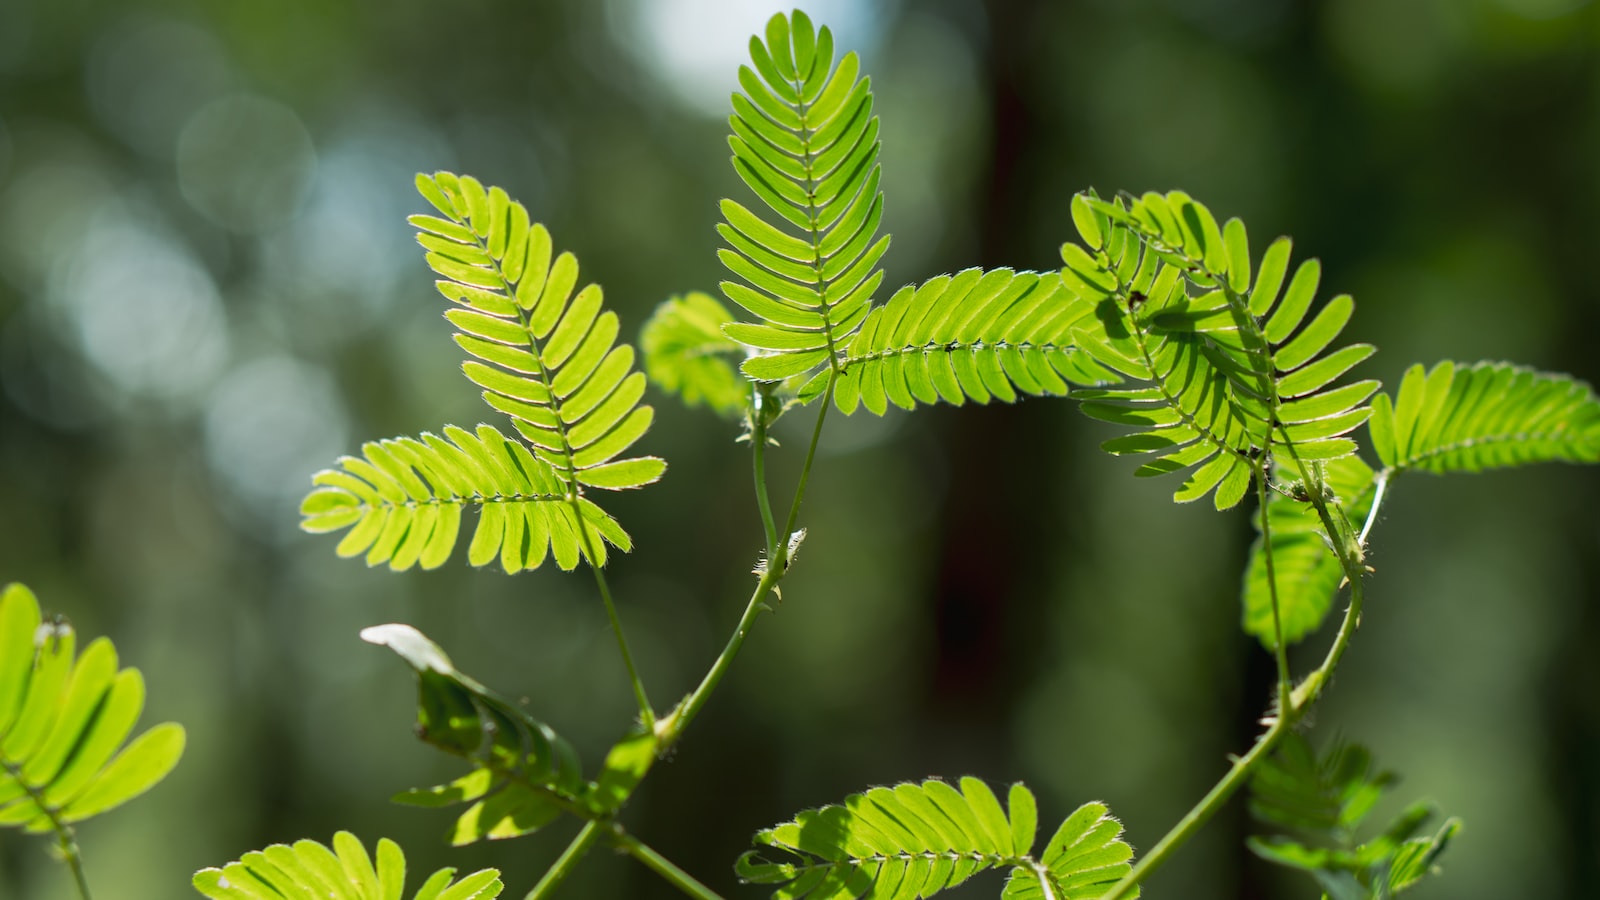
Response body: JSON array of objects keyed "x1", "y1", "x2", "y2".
[
  {"x1": 193, "y1": 831, "x2": 502, "y2": 900},
  {"x1": 793, "y1": 268, "x2": 1122, "y2": 414},
  {"x1": 413, "y1": 171, "x2": 666, "y2": 492},
  {"x1": 1242, "y1": 455, "x2": 1377, "y2": 648},
  {"x1": 736, "y1": 777, "x2": 1135, "y2": 900},
  {"x1": 1248, "y1": 733, "x2": 1458, "y2": 898},
  {"x1": 0, "y1": 583, "x2": 185, "y2": 836},
  {"x1": 301, "y1": 425, "x2": 631, "y2": 574},
  {"x1": 719, "y1": 11, "x2": 888, "y2": 382},
  {"x1": 641, "y1": 292, "x2": 751, "y2": 419},
  {"x1": 1369, "y1": 360, "x2": 1600, "y2": 474},
  {"x1": 1063, "y1": 191, "x2": 1377, "y2": 508},
  {"x1": 364, "y1": 624, "x2": 586, "y2": 844}
]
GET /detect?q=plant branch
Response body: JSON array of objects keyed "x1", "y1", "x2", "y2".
[
  {"x1": 612, "y1": 827, "x2": 726, "y2": 900},
  {"x1": 524, "y1": 819, "x2": 606, "y2": 900},
  {"x1": 1254, "y1": 465, "x2": 1293, "y2": 713},
  {"x1": 751, "y1": 386, "x2": 780, "y2": 559},
  {"x1": 580, "y1": 538, "x2": 655, "y2": 731},
  {"x1": 661, "y1": 377, "x2": 834, "y2": 751}
]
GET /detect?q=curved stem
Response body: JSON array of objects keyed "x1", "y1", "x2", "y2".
[
  {"x1": 524, "y1": 819, "x2": 606, "y2": 900},
  {"x1": 780, "y1": 385, "x2": 832, "y2": 548},
  {"x1": 612, "y1": 827, "x2": 726, "y2": 900}
]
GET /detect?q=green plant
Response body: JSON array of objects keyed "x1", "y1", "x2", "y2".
[
  {"x1": 0, "y1": 582, "x2": 186, "y2": 899},
  {"x1": 187, "y1": 9, "x2": 1600, "y2": 899}
]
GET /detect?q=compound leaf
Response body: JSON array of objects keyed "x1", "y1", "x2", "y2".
[
  {"x1": 641, "y1": 292, "x2": 750, "y2": 419},
  {"x1": 363, "y1": 625, "x2": 584, "y2": 844},
  {"x1": 720, "y1": 12, "x2": 887, "y2": 385},
  {"x1": 192, "y1": 831, "x2": 502, "y2": 900},
  {"x1": 301, "y1": 425, "x2": 630, "y2": 574},
  {"x1": 1370, "y1": 360, "x2": 1600, "y2": 474},
  {"x1": 0, "y1": 583, "x2": 184, "y2": 836}
]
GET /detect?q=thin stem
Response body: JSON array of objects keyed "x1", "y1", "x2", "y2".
[
  {"x1": 1101, "y1": 459, "x2": 1374, "y2": 899},
  {"x1": 584, "y1": 557, "x2": 654, "y2": 731},
  {"x1": 1099, "y1": 715, "x2": 1290, "y2": 900},
  {"x1": 780, "y1": 383, "x2": 832, "y2": 548},
  {"x1": 2, "y1": 757, "x2": 93, "y2": 900},
  {"x1": 524, "y1": 820, "x2": 606, "y2": 900},
  {"x1": 612, "y1": 828, "x2": 727, "y2": 900},
  {"x1": 751, "y1": 389, "x2": 780, "y2": 558},
  {"x1": 1359, "y1": 468, "x2": 1390, "y2": 547},
  {"x1": 1254, "y1": 466, "x2": 1293, "y2": 714},
  {"x1": 57, "y1": 830, "x2": 92, "y2": 900},
  {"x1": 662, "y1": 380, "x2": 834, "y2": 750}
]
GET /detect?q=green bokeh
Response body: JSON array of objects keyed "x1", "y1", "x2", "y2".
[{"x1": 1, "y1": 0, "x2": 1597, "y2": 897}]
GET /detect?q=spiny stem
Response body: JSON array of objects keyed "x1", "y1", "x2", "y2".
[
  {"x1": 524, "y1": 819, "x2": 605, "y2": 900},
  {"x1": 612, "y1": 827, "x2": 726, "y2": 900},
  {"x1": 662, "y1": 378, "x2": 833, "y2": 751},
  {"x1": 1101, "y1": 457, "x2": 1374, "y2": 899}
]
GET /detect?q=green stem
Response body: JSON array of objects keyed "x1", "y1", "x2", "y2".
[
  {"x1": 612, "y1": 828, "x2": 727, "y2": 900},
  {"x1": 780, "y1": 381, "x2": 832, "y2": 547},
  {"x1": 524, "y1": 820, "x2": 606, "y2": 900},
  {"x1": 57, "y1": 829, "x2": 92, "y2": 900},
  {"x1": 1100, "y1": 715, "x2": 1290, "y2": 900},
  {"x1": 752, "y1": 388, "x2": 780, "y2": 559},
  {"x1": 1254, "y1": 466, "x2": 1293, "y2": 714},
  {"x1": 1100, "y1": 462, "x2": 1377, "y2": 899},
  {"x1": 2, "y1": 758, "x2": 93, "y2": 900},
  {"x1": 582, "y1": 550, "x2": 655, "y2": 731},
  {"x1": 661, "y1": 380, "x2": 833, "y2": 751}
]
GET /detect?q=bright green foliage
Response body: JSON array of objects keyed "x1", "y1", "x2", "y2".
[
  {"x1": 0, "y1": 583, "x2": 184, "y2": 835},
  {"x1": 412, "y1": 172, "x2": 665, "y2": 491},
  {"x1": 794, "y1": 268, "x2": 1121, "y2": 415},
  {"x1": 1248, "y1": 733, "x2": 1458, "y2": 899},
  {"x1": 719, "y1": 11, "x2": 888, "y2": 383},
  {"x1": 192, "y1": 831, "x2": 502, "y2": 900},
  {"x1": 364, "y1": 624, "x2": 587, "y2": 844},
  {"x1": 1063, "y1": 191, "x2": 1376, "y2": 509},
  {"x1": 640, "y1": 292, "x2": 751, "y2": 420},
  {"x1": 1242, "y1": 456, "x2": 1377, "y2": 648},
  {"x1": 737, "y1": 777, "x2": 1135, "y2": 900},
  {"x1": 301, "y1": 425, "x2": 630, "y2": 574},
  {"x1": 1369, "y1": 360, "x2": 1600, "y2": 473}
]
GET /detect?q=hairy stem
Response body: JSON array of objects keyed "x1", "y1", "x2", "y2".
[
  {"x1": 613, "y1": 828, "x2": 727, "y2": 900},
  {"x1": 524, "y1": 820, "x2": 606, "y2": 900},
  {"x1": 662, "y1": 378, "x2": 833, "y2": 751}
]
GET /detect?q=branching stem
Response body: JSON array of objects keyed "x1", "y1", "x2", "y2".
[
  {"x1": 1254, "y1": 466, "x2": 1293, "y2": 714},
  {"x1": 583, "y1": 553, "x2": 655, "y2": 732},
  {"x1": 662, "y1": 379, "x2": 834, "y2": 750}
]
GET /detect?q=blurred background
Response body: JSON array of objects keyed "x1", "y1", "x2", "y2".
[{"x1": 1, "y1": 0, "x2": 1598, "y2": 897}]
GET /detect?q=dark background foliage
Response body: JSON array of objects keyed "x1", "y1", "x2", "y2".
[{"x1": 1, "y1": 0, "x2": 1598, "y2": 897}]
